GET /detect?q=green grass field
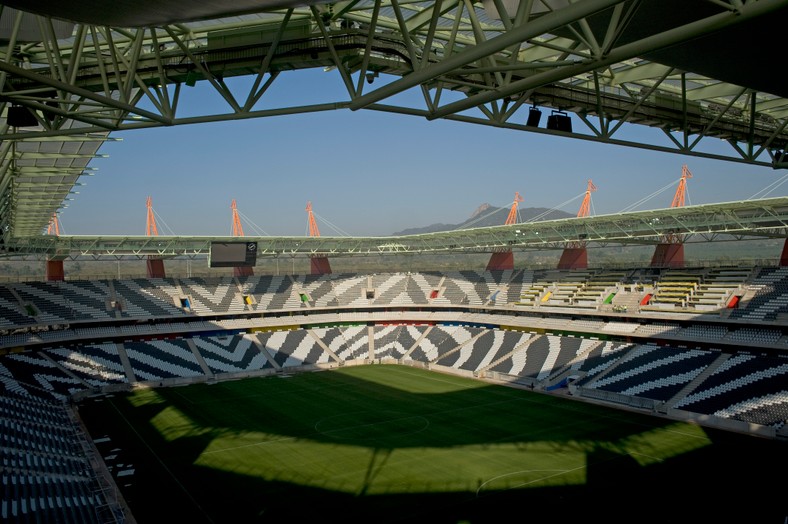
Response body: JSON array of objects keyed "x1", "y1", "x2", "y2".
[{"x1": 76, "y1": 364, "x2": 787, "y2": 523}]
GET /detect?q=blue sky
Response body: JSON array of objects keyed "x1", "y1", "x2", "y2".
[{"x1": 58, "y1": 68, "x2": 788, "y2": 237}]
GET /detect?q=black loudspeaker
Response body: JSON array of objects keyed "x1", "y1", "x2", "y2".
[
  {"x1": 546, "y1": 112, "x2": 572, "y2": 132},
  {"x1": 185, "y1": 70, "x2": 199, "y2": 87},
  {"x1": 526, "y1": 107, "x2": 542, "y2": 127},
  {"x1": 7, "y1": 106, "x2": 38, "y2": 127}
]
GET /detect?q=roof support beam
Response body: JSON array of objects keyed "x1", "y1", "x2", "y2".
[
  {"x1": 0, "y1": 59, "x2": 172, "y2": 125},
  {"x1": 348, "y1": 0, "x2": 626, "y2": 110},
  {"x1": 424, "y1": 0, "x2": 787, "y2": 120}
]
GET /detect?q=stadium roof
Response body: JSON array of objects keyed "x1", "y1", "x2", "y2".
[
  {"x1": 10, "y1": 197, "x2": 788, "y2": 260},
  {"x1": 1, "y1": 0, "x2": 788, "y2": 254}
]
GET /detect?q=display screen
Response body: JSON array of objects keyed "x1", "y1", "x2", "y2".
[{"x1": 209, "y1": 241, "x2": 257, "y2": 267}]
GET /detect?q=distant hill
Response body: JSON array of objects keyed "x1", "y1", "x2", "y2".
[{"x1": 391, "y1": 203, "x2": 574, "y2": 236}]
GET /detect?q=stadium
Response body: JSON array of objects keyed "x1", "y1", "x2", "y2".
[{"x1": 1, "y1": 1, "x2": 788, "y2": 523}]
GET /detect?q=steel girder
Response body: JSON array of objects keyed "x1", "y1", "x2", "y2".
[{"x1": 1, "y1": 1, "x2": 787, "y2": 152}]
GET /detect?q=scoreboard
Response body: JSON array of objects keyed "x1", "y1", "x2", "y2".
[{"x1": 209, "y1": 241, "x2": 257, "y2": 268}]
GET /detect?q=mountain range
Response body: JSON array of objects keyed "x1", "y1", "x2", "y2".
[{"x1": 391, "y1": 203, "x2": 574, "y2": 236}]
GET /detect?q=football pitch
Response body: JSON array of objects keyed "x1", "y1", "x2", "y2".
[{"x1": 76, "y1": 364, "x2": 787, "y2": 524}]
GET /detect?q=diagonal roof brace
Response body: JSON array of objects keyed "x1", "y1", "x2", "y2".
[{"x1": 348, "y1": 0, "x2": 627, "y2": 111}]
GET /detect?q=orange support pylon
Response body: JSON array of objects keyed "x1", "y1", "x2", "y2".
[
  {"x1": 306, "y1": 201, "x2": 321, "y2": 237},
  {"x1": 47, "y1": 213, "x2": 61, "y2": 236},
  {"x1": 306, "y1": 201, "x2": 331, "y2": 275},
  {"x1": 145, "y1": 196, "x2": 159, "y2": 236},
  {"x1": 576, "y1": 179, "x2": 597, "y2": 219},
  {"x1": 144, "y1": 196, "x2": 165, "y2": 277},
  {"x1": 45, "y1": 212, "x2": 64, "y2": 280},
  {"x1": 230, "y1": 199, "x2": 254, "y2": 277},
  {"x1": 559, "y1": 180, "x2": 597, "y2": 269},
  {"x1": 651, "y1": 165, "x2": 693, "y2": 268},
  {"x1": 504, "y1": 191, "x2": 524, "y2": 225},
  {"x1": 487, "y1": 192, "x2": 523, "y2": 271},
  {"x1": 670, "y1": 165, "x2": 692, "y2": 209},
  {"x1": 231, "y1": 199, "x2": 245, "y2": 237}
]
